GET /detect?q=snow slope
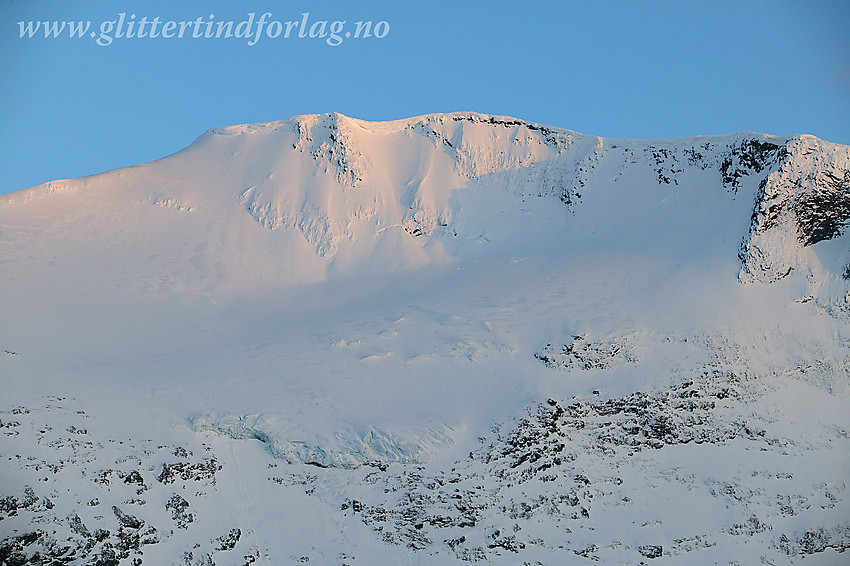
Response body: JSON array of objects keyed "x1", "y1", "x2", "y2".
[{"x1": 1, "y1": 113, "x2": 849, "y2": 565}]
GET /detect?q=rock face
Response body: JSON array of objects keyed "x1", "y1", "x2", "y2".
[{"x1": 738, "y1": 135, "x2": 850, "y2": 283}]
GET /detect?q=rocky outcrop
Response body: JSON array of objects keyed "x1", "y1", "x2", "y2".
[{"x1": 739, "y1": 136, "x2": 850, "y2": 283}]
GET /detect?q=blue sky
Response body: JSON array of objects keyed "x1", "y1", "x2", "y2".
[{"x1": 2, "y1": 0, "x2": 848, "y2": 194}]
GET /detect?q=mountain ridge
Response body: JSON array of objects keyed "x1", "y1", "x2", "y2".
[{"x1": 4, "y1": 112, "x2": 849, "y2": 295}]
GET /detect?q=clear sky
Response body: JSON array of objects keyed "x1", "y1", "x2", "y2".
[{"x1": 2, "y1": 0, "x2": 848, "y2": 194}]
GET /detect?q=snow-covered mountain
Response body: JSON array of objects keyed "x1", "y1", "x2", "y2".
[{"x1": 1, "y1": 113, "x2": 849, "y2": 565}]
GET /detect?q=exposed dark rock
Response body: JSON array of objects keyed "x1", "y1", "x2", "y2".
[
  {"x1": 738, "y1": 137, "x2": 850, "y2": 282},
  {"x1": 68, "y1": 513, "x2": 90, "y2": 538},
  {"x1": 157, "y1": 458, "x2": 221, "y2": 484},
  {"x1": 778, "y1": 525, "x2": 850, "y2": 556},
  {"x1": 794, "y1": 168, "x2": 850, "y2": 246},
  {"x1": 123, "y1": 470, "x2": 148, "y2": 494},
  {"x1": 488, "y1": 530, "x2": 525, "y2": 552},
  {"x1": 212, "y1": 528, "x2": 241, "y2": 551},
  {"x1": 729, "y1": 514, "x2": 771, "y2": 536},
  {"x1": 638, "y1": 544, "x2": 663, "y2": 559},
  {"x1": 0, "y1": 486, "x2": 45, "y2": 519},
  {"x1": 166, "y1": 494, "x2": 194, "y2": 529},
  {"x1": 113, "y1": 506, "x2": 144, "y2": 530},
  {"x1": 0, "y1": 531, "x2": 43, "y2": 566},
  {"x1": 534, "y1": 334, "x2": 636, "y2": 371},
  {"x1": 720, "y1": 139, "x2": 784, "y2": 192},
  {"x1": 574, "y1": 544, "x2": 599, "y2": 558}
]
